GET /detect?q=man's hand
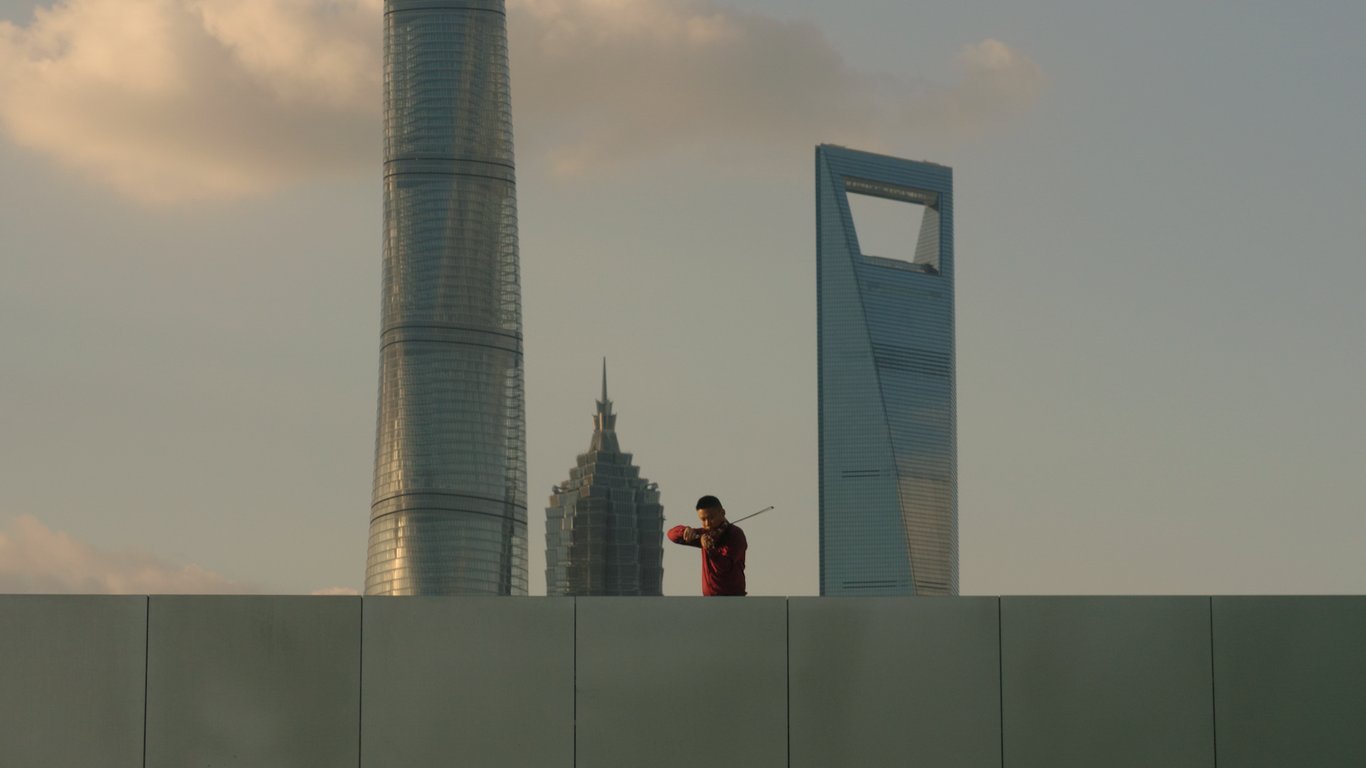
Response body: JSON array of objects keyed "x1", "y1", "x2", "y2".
[
  {"x1": 682, "y1": 527, "x2": 699, "y2": 544},
  {"x1": 700, "y1": 532, "x2": 717, "y2": 551}
]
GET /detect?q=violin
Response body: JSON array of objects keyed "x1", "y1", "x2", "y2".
[{"x1": 686, "y1": 522, "x2": 730, "y2": 551}]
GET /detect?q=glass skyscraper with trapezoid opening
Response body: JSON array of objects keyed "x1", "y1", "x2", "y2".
[
  {"x1": 817, "y1": 144, "x2": 958, "y2": 596},
  {"x1": 366, "y1": 0, "x2": 527, "y2": 595}
]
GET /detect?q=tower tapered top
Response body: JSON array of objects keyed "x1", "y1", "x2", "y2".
[{"x1": 591, "y1": 358, "x2": 618, "y2": 452}]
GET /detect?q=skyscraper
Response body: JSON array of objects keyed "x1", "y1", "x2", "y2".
[
  {"x1": 544, "y1": 362, "x2": 664, "y2": 596},
  {"x1": 816, "y1": 144, "x2": 958, "y2": 596},
  {"x1": 366, "y1": 0, "x2": 527, "y2": 595}
]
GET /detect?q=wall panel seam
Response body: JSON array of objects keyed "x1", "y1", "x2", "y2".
[
  {"x1": 142, "y1": 596, "x2": 149, "y2": 768},
  {"x1": 998, "y1": 597, "x2": 1005, "y2": 768},
  {"x1": 573, "y1": 597, "x2": 578, "y2": 768},
  {"x1": 1209, "y1": 597, "x2": 1218, "y2": 768},
  {"x1": 358, "y1": 598, "x2": 364, "y2": 768}
]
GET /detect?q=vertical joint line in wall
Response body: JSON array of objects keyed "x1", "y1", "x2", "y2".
[
  {"x1": 786, "y1": 598, "x2": 791, "y2": 768},
  {"x1": 998, "y1": 598, "x2": 1005, "y2": 768},
  {"x1": 142, "y1": 596, "x2": 150, "y2": 768},
  {"x1": 358, "y1": 597, "x2": 364, "y2": 768},
  {"x1": 1209, "y1": 597, "x2": 1217, "y2": 768},
  {"x1": 573, "y1": 598, "x2": 578, "y2": 768}
]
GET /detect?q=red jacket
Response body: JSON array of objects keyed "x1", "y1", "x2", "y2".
[{"x1": 667, "y1": 523, "x2": 747, "y2": 596}]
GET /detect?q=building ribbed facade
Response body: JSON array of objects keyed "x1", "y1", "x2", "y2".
[
  {"x1": 817, "y1": 145, "x2": 958, "y2": 596},
  {"x1": 545, "y1": 363, "x2": 664, "y2": 595},
  {"x1": 367, "y1": 0, "x2": 527, "y2": 595}
]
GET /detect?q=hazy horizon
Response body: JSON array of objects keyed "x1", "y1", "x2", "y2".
[{"x1": 2, "y1": 0, "x2": 1363, "y2": 597}]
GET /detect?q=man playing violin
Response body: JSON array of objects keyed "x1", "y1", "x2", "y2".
[{"x1": 667, "y1": 495, "x2": 747, "y2": 596}]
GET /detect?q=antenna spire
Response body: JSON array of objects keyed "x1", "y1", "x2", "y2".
[{"x1": 591, "y1": 358, "x2": 619, "y2": 452}]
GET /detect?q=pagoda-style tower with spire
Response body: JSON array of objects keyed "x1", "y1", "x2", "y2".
[{"x1": 544, "y1": 361, "x2": 664, "y2": 595}]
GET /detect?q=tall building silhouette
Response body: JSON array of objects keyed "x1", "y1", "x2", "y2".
[
  {"x1": 545, "y1": 362, "x2": 664, "y2": 596},
  {"x1": 366, "y1": 0, "x2": 527, "y2": 595},
  {"x1": 816, "y1": 145, "x2": 958, "y2": 595}
]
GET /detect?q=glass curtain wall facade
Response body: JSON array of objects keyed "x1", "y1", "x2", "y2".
[
  {"x1": 817, "y1": 145, "x2": 958, "y2": 596},
  {"x1": 367, "y1": 0, "x2": 527, "y2": 595},
  {"x1": 545, "y1": 363, "x2": 664, "y2": 595}
]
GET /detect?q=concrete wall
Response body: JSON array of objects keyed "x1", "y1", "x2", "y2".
[{"x1": 2, "y1": 596, "x2": 1363, "y2": 767}]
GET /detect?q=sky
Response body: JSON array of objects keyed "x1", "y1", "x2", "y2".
[{"x1": 1, "y1": 0, "x2": 1363, "y2": 596}]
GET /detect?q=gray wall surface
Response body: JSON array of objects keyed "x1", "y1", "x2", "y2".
[
  {"x1": 0, "y1": 596, "x2": 147, "y2": 768},
  {"x1": 362, "y1": 597, "x2": 574, "y2": 768},
  {"x1": 1001, "y1": 597, "x2": 1215, "y2": 768},
  {"x1": 1212, "y1": 597, "x2": 1366, "y2": 767},
  {"x1": 145, "y1": 596, "x2": 361, "y2": 768},
  {"x1": 3, "y1": 596, "x2": 1364, "y2": 767},
  {"x1": 790, "y1": 597, "x2": 1000, "y2": 768},
  {"x1": 576, "y1": 597, "x2": 787, "y2": 768}
]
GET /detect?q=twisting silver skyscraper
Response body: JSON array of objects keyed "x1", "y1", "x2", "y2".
[{"x1": 367, "y1": 0, "x2": 527, "y2": 595}]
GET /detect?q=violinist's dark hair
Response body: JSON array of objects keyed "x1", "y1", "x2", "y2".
[{"x1": 695, "y1": 495, "x2": 723, "y2": 511}]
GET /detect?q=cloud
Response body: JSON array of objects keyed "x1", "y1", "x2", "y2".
[
  {"x1": 0, "y1": 515, "x2": 250, "y2": 593},
  {"x1": 310, "y1": 586, "x2": 361, "y2": 595},
  {"x1": 0, "y1": 0, "x2": 381, "y2": 203},
  {"x1": 915, "y1": 39, "x2": 1046, "y2": 140},
  {"x1": 509, "y1": 1, "x2": 1044, "y2": 175},
  {"x1": 0, "y1": 0, "x2": 1042, "y2": 201}
]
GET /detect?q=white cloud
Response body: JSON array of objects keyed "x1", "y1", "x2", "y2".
[
  {"x1": 0, "y1": 0, "x2": 381, "y2": 203},
  {"x1": 0, "y1": 0, "x2": 1042, "y2": 201},
  {"x1": 0, "y1": 515, "x2": 250, "y2": 593},
  {"x1": 191, "y1": 0, "x2": 380, "y2": 109},
  {"x1": 310, "y1": 586, "x2": 361, "y2": 595},
  {"x1": 508, "y1": 1, "x2": 1044, "y2": 174},
  {"x1": 914, "y1": 38, "x2": 1046, "y2": 140}
]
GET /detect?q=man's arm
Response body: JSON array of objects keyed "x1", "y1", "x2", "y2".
[
  {"x1": 667, "y1": 525, "x2": 701, "y2": 548},
  {"x1": 706, "y1": 528, "x2": 747, "y2": 573}
]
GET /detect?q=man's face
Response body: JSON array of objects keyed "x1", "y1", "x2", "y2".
[{"x1": 697, "y1": 505, "x2": 726, "y2": 530}]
